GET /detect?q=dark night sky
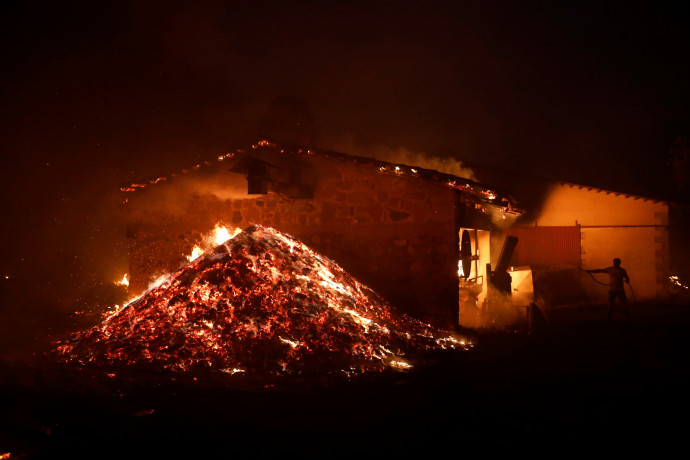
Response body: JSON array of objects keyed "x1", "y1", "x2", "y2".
[{"x1": 1, "y1": 1, "x2": 689, "y2": 318}]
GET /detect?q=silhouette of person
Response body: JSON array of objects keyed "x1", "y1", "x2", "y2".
[{"x1": 587, "y1": 258, "x2": 630, "y2": 320}]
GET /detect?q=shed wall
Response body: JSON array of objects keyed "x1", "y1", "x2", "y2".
[{"x1": 526, "y1": 183, "x2": 670, "y2": 302}]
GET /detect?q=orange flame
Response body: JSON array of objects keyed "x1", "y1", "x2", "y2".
[
  {"x1": 187, "y1": 224, "x2": 241, "y2": 262},
  {"x1": 115, "y1": 274, "x2": 129, "y2": 287}
]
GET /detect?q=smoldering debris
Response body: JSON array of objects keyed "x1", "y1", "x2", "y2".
[{"x1": 55, "y1": 225, "x2": 471, "y2": 377}]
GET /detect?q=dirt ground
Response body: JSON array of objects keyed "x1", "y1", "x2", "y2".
[{"x1": 1, "y1": 301, "x2": 689, "y2": 458}]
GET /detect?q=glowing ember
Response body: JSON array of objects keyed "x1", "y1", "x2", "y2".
[
  {"x1": 115, "y1": 274, "x2": 129, "y2": 287},
  {"x1": 56, "y1": 225, "x2": 470, "y2": 376},
  {"x1": 670, "y1": 275, "x2": 689, "y2": 290}
]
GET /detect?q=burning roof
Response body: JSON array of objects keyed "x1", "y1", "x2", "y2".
[
  {"x1": 56, "y1": 225, "x2": 470, "y2": 376},
  {"x1": 120, "y1": 139, "x2": 522, "y2": 215}
]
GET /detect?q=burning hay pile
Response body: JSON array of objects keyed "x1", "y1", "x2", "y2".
[{"x1": 56, "y1": 225, "x2": 469, "y2": 376}]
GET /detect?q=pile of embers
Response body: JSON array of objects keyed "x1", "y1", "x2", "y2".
[{"x1": 56, "y1": 225, "x2": 470, "y2": 376}]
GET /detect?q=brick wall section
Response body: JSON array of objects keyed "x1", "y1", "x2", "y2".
[{"x1": 126, "y1": 154, "x2": 469, "y2": 326}]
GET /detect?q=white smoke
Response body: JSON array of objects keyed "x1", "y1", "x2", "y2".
[{"x1": 321, "y1": 137, "x2": 475, "y2": 180}]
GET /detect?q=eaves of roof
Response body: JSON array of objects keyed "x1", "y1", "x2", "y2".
[{"x1": 120, "y1": 139, "x2": 523, "y2": 215}]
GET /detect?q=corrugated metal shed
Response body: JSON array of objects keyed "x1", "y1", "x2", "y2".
[{"x1": 505, "y1": 226, "x2": 581, "y2": 267}]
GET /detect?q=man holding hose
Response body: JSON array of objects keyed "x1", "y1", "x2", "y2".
[{"x1": 587, "y1": 258, "x2": 630, "y2": 320}]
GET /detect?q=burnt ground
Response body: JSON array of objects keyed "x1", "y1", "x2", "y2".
[{"x1": 1, "y1": 302, "x2": 690, "y2": 459}]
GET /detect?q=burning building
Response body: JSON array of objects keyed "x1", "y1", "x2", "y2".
[{"x1": 121, "y1": 140, "x2": 522, "y2": 328}]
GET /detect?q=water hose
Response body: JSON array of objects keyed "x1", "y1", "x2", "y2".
[
  {"x1": 580, "y1": 267, "x2": 637, "y2": 302},
  {"x1": 626, "y1": 281, "x2": 637, "y2": 302},
  {"x1": 578, "y1": 267, "x2": 608, "y2": 286}
]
